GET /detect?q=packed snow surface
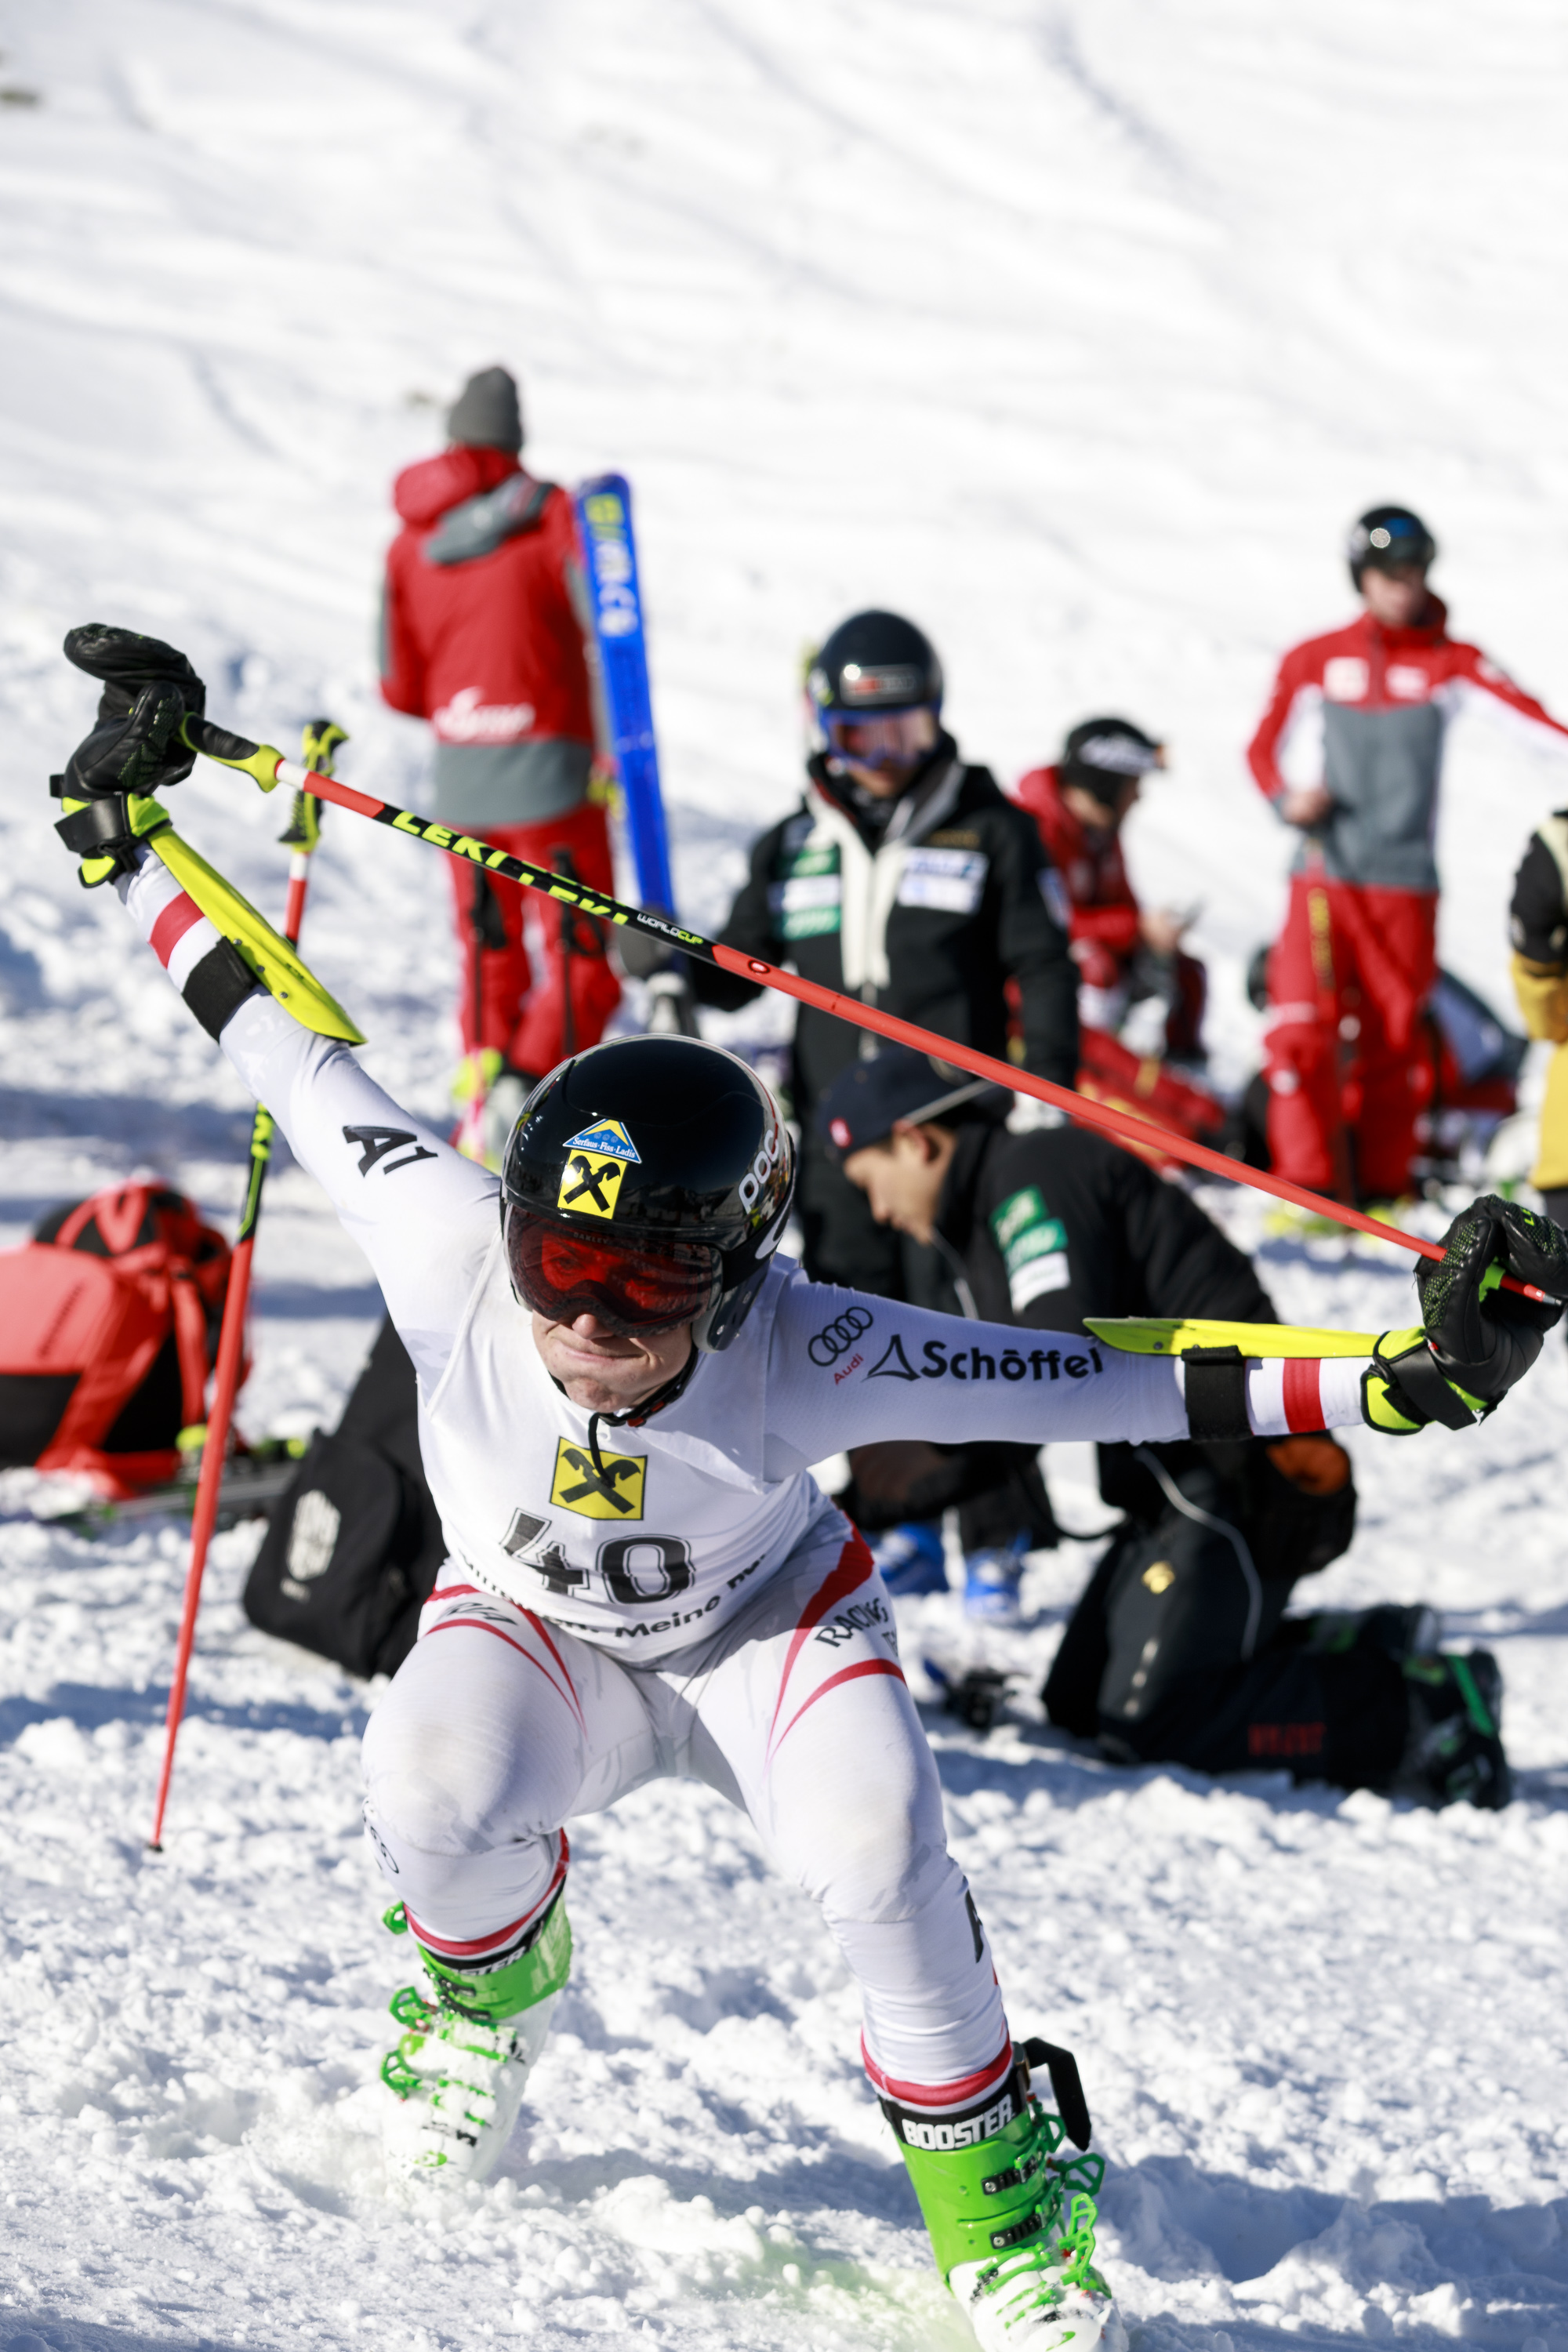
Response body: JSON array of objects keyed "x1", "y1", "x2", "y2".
[{"x1": 2, "y1": 4, "x2": 1568, "y2": 2349}]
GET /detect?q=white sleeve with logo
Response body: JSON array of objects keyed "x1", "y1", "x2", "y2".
[
  {"x1": 761, "y1": 1269, "x2": 1370, "y2": 1466},
  {"x1": 120, "y1": 852, "x2": 497, "y2": 1391}
]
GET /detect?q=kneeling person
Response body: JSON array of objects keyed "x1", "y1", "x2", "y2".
[{"x1": 827, "y1": 1047, "x2": 1516, "y2": 1806}]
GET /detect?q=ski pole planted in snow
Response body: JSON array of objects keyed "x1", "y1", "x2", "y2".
[
  {"x1": 147, "y1": 720, "x2": 345, "y2": 1853},
  {"x1": 182, "y1": 710, "x2": 1559, "y2": 1305}
]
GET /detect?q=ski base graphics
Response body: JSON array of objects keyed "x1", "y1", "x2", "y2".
[{"x1": 575, "y1": 474, "x2": 677, "y2": 917}]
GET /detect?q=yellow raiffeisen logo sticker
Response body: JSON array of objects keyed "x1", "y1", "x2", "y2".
[
  {"x1": 557, "y1": 1149, "x2": 628, "y2": 1218},
  {"x1": 550, "y1": 1436, "x2": 645, "y2": 1519}
]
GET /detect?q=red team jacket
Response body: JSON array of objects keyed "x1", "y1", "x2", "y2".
[
  {"x1": 1013, "y1": 763, "x2": 1141, "y2": 990},
  {"x1": 379, "y1": 446, "x2": 595, "y2": 758},
  {"x1": 1246, "y1": 597, "x2": 1568, "y2": 895}
]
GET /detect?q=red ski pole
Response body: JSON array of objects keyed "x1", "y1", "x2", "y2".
[
  {"x1": 147, "y1": 721, "x2": 344, "y2": 1851},
  {"x1": 183, "y1": 715, "x2": 1559, "y2": 1307}
]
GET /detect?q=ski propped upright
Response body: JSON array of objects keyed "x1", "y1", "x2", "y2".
[
  {"x1": 575, "y1": 474, "x2": 677, "y2": 916},
  {"x1": 574, "y1": 474, "x2": 697, "y2": 1035}
]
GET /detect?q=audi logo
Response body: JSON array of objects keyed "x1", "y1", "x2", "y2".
[{"x1": 808, "y1": 1305, "x2": 873, "y2": 1365}]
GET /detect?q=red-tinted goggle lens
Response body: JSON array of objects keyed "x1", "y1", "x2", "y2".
[{"x1": 506, "y1": 1210, "x2": 720, "y2": 1336}]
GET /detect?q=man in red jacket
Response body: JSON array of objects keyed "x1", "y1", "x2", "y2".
[
  {"x1": 1014, "y1": 717, "x2": 1204, "y2": 1061},
  {"x1": 379, "y1": 367, "x2": 619, "y2": 1144},
  {"x1": 1248, "y1": 505, "x2": 1568, "y2": 1202}
]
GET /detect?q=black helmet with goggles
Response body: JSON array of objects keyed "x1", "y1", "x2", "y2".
[
  {"x1": 502, "y1": 1035, "x2": 794, "y2": 1353},
  {"x1": 804, "y1": 608, "x2": 943, "y2": 776}
]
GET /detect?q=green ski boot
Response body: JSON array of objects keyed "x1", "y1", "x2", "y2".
[
  {"x1": 379, "y1": 1889, "x2": 572, "y2": 2182},
  {"x1": 884, "y1": 2040, "x2": 1125, "y2": 2352}
]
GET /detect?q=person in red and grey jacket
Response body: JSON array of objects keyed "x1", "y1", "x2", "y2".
[
  {"x1": 1247, "y1": 505, "x2": 1568, "y2": 1203},
  {"x1": 1014, "y1": 717, "x2": 1205, "y2": 1062},
  {"x1": 379, "y1": 366, "x2": 619, "y2": 1132}
]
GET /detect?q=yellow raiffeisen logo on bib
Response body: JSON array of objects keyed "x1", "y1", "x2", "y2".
[
  {"x1": 557, "y1": 1150, "x2": 628, "y2": 1218},
  {"x1": 550, "y1": 1436, "x2": 646, "y2": 1519}
]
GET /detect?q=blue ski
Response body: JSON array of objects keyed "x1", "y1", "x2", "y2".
[{"x1": 574, "y1": 474, "x2": 677, "y2": 916}]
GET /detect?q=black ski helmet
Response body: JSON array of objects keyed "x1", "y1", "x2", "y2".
[
  {"x1": 501, "y1": 1035, "x2": 794, "y2": 1354},
  {"x1": 1060, "y1": 716, "x2": 1163, "y2": 788},
  {"x1": 805, "y1": 609, "x2": 943, "y2": 748},
  {"x1": 1347, "y1": 505, "x2": 1436, "y2": 586}
]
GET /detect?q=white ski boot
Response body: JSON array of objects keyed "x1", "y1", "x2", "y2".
[
  {"x1": 885, "y1": 2040, "x2": 1126, "y2": 2352},
  {"x1": 379, "y1": 1890, "x2": 571, "y2": 2183}
]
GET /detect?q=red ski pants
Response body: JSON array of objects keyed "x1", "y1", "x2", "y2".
[
  {"x1": 1264, "y1": 876, "x2": 1436, "y2": 1200},
  {"x1": 447, "y1": 797, "x2": 621, "y2": 1079}
]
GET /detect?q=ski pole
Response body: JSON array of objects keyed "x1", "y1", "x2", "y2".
[
  {"x1": 456, "y1": 863, "x2": 491, "y2": 1163},
  {"x1": 181, "y1": 713, "x2": 1559, "y2": 1306},
  {"x1": 148, "y1": 720, "x2": 344, "y2": 1852},
  {"x1": 1305, "y1": 852, "x2": 1356, "y2": 1207}
]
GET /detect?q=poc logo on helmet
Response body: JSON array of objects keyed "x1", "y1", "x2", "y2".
[
  {"x1": 808, "y1": 1305, "x2": 873, "y2": 1366},
  {"x1": 738, "y1": 1125, "x2": 783, "y2": 1214}
]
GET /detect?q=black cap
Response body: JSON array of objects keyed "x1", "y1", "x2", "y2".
[
  {"x1": 447, "y1": 365, "x2": 524, "y2": 453},
  {"x1": 1060, "y1": 717, "x2": 1163, "y2": 785},
  {"x1": 816, "y1": 1046, "x2": 1007, "y2": 1156}
]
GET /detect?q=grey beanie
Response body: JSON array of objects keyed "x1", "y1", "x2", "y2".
[{"x1": 446, "y1": 365, "x2": 523, "y2": 453}]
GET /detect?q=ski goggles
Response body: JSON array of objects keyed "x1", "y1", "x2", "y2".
[
  {"x1": 505, "y1": 1208, "x2": 720, "y2": 1336},
  {"x1": 822, "y1": 706, "x2": 938, "y2": 771}
]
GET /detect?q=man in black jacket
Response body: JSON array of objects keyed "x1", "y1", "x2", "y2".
[
  {"x1": 667, "y1": 611, "x2": 1077, "y2": 1618},
  {"x1": 819, "y1": 1045, "x2": 1512, "y2": 1807},
  {"x1": 688, "y1": 611, "x2": 1078, "y2": 1292}
]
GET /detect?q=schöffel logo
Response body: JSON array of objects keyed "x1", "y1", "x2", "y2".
[{"x1": 808, "y1": 1305, "x2": 873, "y2": 1366}]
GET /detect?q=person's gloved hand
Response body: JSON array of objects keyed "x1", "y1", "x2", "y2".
[
  {"x1": 1363, "y1": 1195, "x2": 1568, "y2": 1432},
  {"x1": 52, "y1": 626, "x2": 207, "y2": 886},
  {"x1": 61, "y1": 624, "x2": 206, "y2": 800}
]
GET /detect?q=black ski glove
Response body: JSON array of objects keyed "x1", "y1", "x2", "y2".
[
  {"x1": 53, "y1": 626, "x2": 208, "y2": 886},
  {"x1": 1417, "y1": 1195, "x2": 1566, "y2": 1401},
  {"x1": 60, "y1": 624, "x2": 207, "y2": 800},
  {"x1": 1364, "y1": 1196, "x2": 1568, "y2": 1432}
]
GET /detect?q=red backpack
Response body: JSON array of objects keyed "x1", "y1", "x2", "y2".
[{"x1": 0, "y1": 1182, "x2": 240, "y2": 1497}]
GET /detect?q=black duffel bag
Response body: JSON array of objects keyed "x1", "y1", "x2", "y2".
[{"x1": 245, "y1": 1318, "x2": 445, "y2": 1678}]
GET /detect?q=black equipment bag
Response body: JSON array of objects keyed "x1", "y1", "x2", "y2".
[{"x1": 244, "y1": 1318, "x2": 445, "y2": 1678}]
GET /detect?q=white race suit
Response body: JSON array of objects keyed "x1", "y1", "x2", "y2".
[{"x1": 122, "y1": 851, "x2": 1374, "y2": 2122}]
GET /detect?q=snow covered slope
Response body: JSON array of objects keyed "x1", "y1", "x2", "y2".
[{"x1": 2, "y1": 4, "x2": 1568, "y2": 2347}]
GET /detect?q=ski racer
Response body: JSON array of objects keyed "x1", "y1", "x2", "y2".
[
  {"x1": 659, "y1": 608, "x2": 1078, "y2": 1620},
  {"x1": 1014, "y1": 718, "x2": 1206, "y2": 1062},
  {"x1": 379, "y1": 365, "x2": 620, "y2": 1145},
  {"x1": 1509, "y1": 813, "x2": 1568, "y2": 1233},
  {"x1": 824, "y1": 1047, "x2": 1513, "y2": 1806},
  {"x1": 52, "y1": 634, "x2": 1567, "y2": 2352},
  {"x1": 1247, "y1": 504, "x2": 1568, "y2": 1203}
]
